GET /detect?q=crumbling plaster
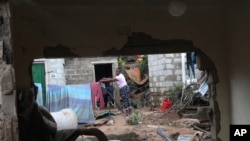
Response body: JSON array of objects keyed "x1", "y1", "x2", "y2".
[{"x1": 9, "y1": 1, "x2": 234, "y2": 140}]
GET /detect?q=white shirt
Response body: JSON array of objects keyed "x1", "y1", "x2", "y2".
[{"x1": 115, "y1": 73, "x2": 127, "y2": 89}]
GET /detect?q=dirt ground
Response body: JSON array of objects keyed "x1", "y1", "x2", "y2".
[{"x1": 79, "y1": 107, "x2": 199, "y2": 141}]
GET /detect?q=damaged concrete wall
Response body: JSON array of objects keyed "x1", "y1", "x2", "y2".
[
  {"x1": 0, "y1": 1, "x2": 18, "y2": 141},
  {"x1": 10, "y1": 0, "x2": 231, "y2": 140},
  {"x1": 0, "y1": 64, "x2": 18, "y2": 141}
]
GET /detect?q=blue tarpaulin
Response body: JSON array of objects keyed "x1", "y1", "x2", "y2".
[
  {"x1": 34, "y1": 83, "x2": 43, "y2": 106},
  {"x1": 46, "y1": 83, "x2": 95, "y2": 124}
]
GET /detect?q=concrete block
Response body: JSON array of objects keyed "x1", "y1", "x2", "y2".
[
  {"x1": 163, "y1": 70, "x2": 173, "y2": 75},
  {"x1": 165, "y1": 58, "x2": 172, "y2": 64},
  {"x1": 174, "y1": 69, "x2": 182, "y2": 75},
  {"x1": 165, "y1": 54, "x2": 174, "y2": 58},
  {"x1": 173, "y1": 58, "x2": 182, "y2": 63},
  {"x1": 160, "y1": 76, "x2": 165, "y2": 81},
  {"x1": 166, "y1": 64, "x2": 175, "y2": 69}
]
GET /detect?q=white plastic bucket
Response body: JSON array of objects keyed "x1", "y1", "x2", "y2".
[{"x1": 51, "y1": 108, "x2": 78, "y2": 130}]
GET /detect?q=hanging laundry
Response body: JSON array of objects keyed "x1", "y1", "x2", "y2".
[
  {"x1": 186, "y1": 52, "x2": 196, "y2": 79},
  {"x1": 34, "y1": 83, "x2": 43, "y2": 106},
  {"x1": 46, "y1": 83, "x2": 95, "y2": 124},
  {"x1": 90, "y1": 82, "x2": 105, "y2": 109}
]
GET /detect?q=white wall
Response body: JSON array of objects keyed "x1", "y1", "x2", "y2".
[
  {"x1": 148, "y1": 53, "x2": 183, "y2": 94},
  {"x1": 34, "y1": 58, "x2": 66, "y2": 85},
  {"x1": 45, "y1": 59, "x2": 66, "y2": 85}
]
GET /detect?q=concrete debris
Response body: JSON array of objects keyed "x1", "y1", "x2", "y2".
[{"x1": 173, "y1": 118, "x2": 200, "y2": 128}]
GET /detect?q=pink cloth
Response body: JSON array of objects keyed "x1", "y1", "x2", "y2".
[{"x1": 91, "y1": 82, "x2": 105, "y2": 109}]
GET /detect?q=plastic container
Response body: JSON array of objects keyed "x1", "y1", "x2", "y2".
[
  {"x1": 51, "y1": 108, "x2": 78, "y2": 130},
  {"x1": 161, "y1": 99, "x2": 173, "y2": 112}
]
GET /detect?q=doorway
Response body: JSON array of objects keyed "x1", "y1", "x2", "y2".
[
  {"x1": 94, "y1": 63, "x2": 113, "y2": 82},
  {"x1": 94, "y1": 63, "x2": 115, "y2": 108}
]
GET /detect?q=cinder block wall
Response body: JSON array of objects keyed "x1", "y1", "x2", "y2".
[
  {"x1": 148, "y1": 53, "x2": 183, "y2": 106},
  {"x1": 148, "y1": 53, "x2": 202, "y2": 107},
  {"x1": 64, "y1": 57, "x2": 118, "y2": 84}
]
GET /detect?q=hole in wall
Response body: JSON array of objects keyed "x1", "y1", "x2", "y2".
[
  {"x1": 16, "y1": 32, "x2": 220, "y2": 141},
  {"x1": 27, "y1": 53, "x2": 218, "y2": 140}
]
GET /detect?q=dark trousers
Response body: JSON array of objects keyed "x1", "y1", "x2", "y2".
[{"x1": 120, "y1": 85, "x2": 131, "y2": 109}]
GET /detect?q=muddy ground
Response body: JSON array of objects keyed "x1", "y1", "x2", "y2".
[{"x1": 78, "y1": 107, "x2": 201, "y2": 141}]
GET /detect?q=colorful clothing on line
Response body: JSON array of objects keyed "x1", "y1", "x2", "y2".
[{"x1": 90, "y1": 82, "x2": 105, "y2": 109}]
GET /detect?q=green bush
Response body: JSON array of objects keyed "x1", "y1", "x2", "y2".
[
  {"x1": 171, "y1": 83, "x2": 182, "y2": 94},
  {"x1": 126, "y1": 110, "x2": 141, "y2": 125},
  {"x1": 138, "y1": 55, "x2": 148, "y2": 76},
  {"x1": 164, "y1": 83, "x2": 183, "y2": 100}
]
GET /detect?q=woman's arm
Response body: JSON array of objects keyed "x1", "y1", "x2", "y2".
[{"x1": 99, "y1": 77, "x2": 117, "y2": 82}]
